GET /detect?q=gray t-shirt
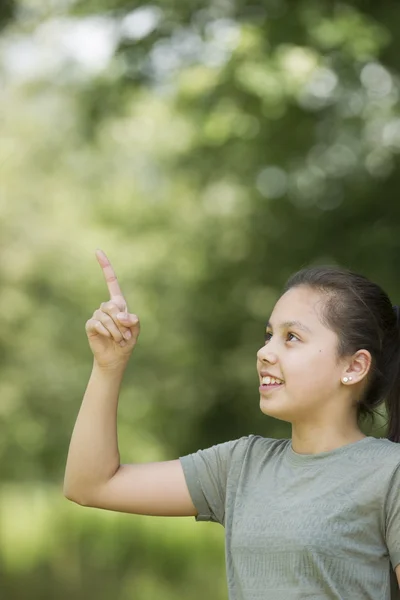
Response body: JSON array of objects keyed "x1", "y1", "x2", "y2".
[{"x1": 179, "y1": 435, "x2": 400, "y2": 600}]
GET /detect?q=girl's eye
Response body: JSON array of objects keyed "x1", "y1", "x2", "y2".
[
  {"x1": 287, "y1": 332, "x2": 299, "y2": 342},
  {"x1": 264, "y1": 332, "x2": 299, "y2": 343}
]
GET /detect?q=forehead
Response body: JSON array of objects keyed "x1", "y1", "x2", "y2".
[{"x1": 271, "y1": 286, "x2": 326, "y2": 325}]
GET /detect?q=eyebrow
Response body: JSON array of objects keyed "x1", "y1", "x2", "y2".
[{"x1": 265, "y1": 320, "x2": 312, "y2": 334}]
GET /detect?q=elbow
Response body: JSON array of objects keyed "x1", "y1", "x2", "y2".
[
  {"x1": 63, "y1": 489, "x2": 81, "y2": 505},
  {"x1": 63, "y1": 484, "x2": 90, "y2": 506}
]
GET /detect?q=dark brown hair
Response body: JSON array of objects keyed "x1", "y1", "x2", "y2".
[{"x1": 282, "y1": 266, "x2": 400, "y2": 442}]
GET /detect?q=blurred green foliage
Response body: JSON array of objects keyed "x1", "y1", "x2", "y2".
[
  {"x1": 0, "y1": 0, "x2": 15, "y2": 30},
  {"x1": 0, "y1": 487, "x2": 226, "y2": 599},
  {"x1": 0, "y1": 0, "x2": 399, "y2": 597}
]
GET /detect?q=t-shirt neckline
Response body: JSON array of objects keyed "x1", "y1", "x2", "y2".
[{"x1": 285, "y1": 435, "x2": 375, "y2": 467}]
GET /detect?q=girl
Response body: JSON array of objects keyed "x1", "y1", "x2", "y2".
[{"x1": 64, "y1": 249, "x2": 400, "y2": 599}]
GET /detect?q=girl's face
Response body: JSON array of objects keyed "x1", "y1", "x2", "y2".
[{"x1": 256, "y1": 285, "x2": 348, "y2": 424}]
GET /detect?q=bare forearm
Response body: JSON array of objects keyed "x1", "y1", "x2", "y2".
[{"x1": 64, "y1": 361, "x2": 125, "y2": 502}]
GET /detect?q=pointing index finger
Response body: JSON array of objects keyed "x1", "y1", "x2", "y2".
[{"x1": 95, "y1": 249, "x2": 125, "y2": 301}]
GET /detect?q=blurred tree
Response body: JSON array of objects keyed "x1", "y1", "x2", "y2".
[
  {"x1": 67, "y1": 0, "x2": 400, "y2": 451},
  {"x1": 0, "y1": 0, "x2": 399, "y2": 484},
  {"x1": 0, "y1": 0, "x2": 16, "y2": 30}
]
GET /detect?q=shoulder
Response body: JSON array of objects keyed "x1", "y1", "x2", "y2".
[
  {"x1": 181, "y1": 436, "x2": 290, "y2": 480},
  {"x1": 352, "y1": 437, "x2": 400, "y2": 480},
  {"x1": 181, "y1": 435, "x2": 288, "y2": 465},
  {"x1": 230, "y1": 434, "x2": 290, "y2": 462},
  {"x1": 360, "y1": 437, "x2": 400, "y2": 465}
]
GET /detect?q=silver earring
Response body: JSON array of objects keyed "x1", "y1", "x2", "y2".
[{"x1": 342, "y1": 376, "x2": 353, "y2": 383}]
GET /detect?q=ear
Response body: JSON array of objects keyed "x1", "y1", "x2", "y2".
[{"x1": 342, "y1": 349, "x2": 372, "y2": 384}]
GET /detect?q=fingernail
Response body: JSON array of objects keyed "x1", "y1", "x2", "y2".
[
  {"x1": 120, "y1": 340, "x2": 127, "y2": 347},
  {"x1": 124, "y1": 330, "x2": 132, "y2": 340},
  {"x1": 117, "y1": 313, "x2": 128, "y2": 320}
]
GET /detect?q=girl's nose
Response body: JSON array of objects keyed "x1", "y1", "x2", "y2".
[{"x1": 257, "y1": 345, "x2": 278, "y2": 363}]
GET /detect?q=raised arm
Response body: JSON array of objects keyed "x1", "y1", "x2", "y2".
[{"x1": 63, "y1": 249, "x2": 197, "y2": 517}]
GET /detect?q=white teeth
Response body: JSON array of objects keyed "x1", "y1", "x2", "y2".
[{"x1": 262, "y1": 376, "x2": 284, "y2": 385}]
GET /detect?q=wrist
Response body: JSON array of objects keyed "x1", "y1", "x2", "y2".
[{"x1": 92, "y1": 359, "x2": 127, "y2": 379}]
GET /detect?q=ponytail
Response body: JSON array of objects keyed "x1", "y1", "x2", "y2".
[{"x1": 385, "y1": 306, "x2": 400, "y2": 443}]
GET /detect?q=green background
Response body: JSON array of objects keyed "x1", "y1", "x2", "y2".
[{"x1": 0, "y1": 0, "x2": 398, "y2": 597}]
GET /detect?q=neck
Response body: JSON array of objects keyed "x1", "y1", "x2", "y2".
[{"x1": 290, "y1": 425, "x2": 366, "y2": 455}]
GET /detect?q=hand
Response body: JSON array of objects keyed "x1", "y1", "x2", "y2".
[{"x1": 85, "y1": 249, "x2": 140, "y2": 371}]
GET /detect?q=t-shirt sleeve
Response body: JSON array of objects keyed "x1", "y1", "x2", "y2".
[
  {"x1": 384, "y1": 462, "x2": 400, "y2": 570},
  {"x1": 179, "y1": 436, "x2": 252, "y2": 525}
]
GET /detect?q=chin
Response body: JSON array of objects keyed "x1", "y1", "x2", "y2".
[{"x1": 259, "y1": 397, "x2": 293, "y2": 422}]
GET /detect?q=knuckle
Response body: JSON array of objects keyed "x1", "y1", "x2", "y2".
[
  {"x1": 103, "y1": 317, "x2": 122, "y2": 339},
  {"x1": 101, "y1": 301, "x2": 118, "y2": 314},
  {"x1": 86, "y1": 319, "x2": 98, "y2": 333},
  {"x1": 100, "y1": 314, "x2": 112, "y2": 326}
]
